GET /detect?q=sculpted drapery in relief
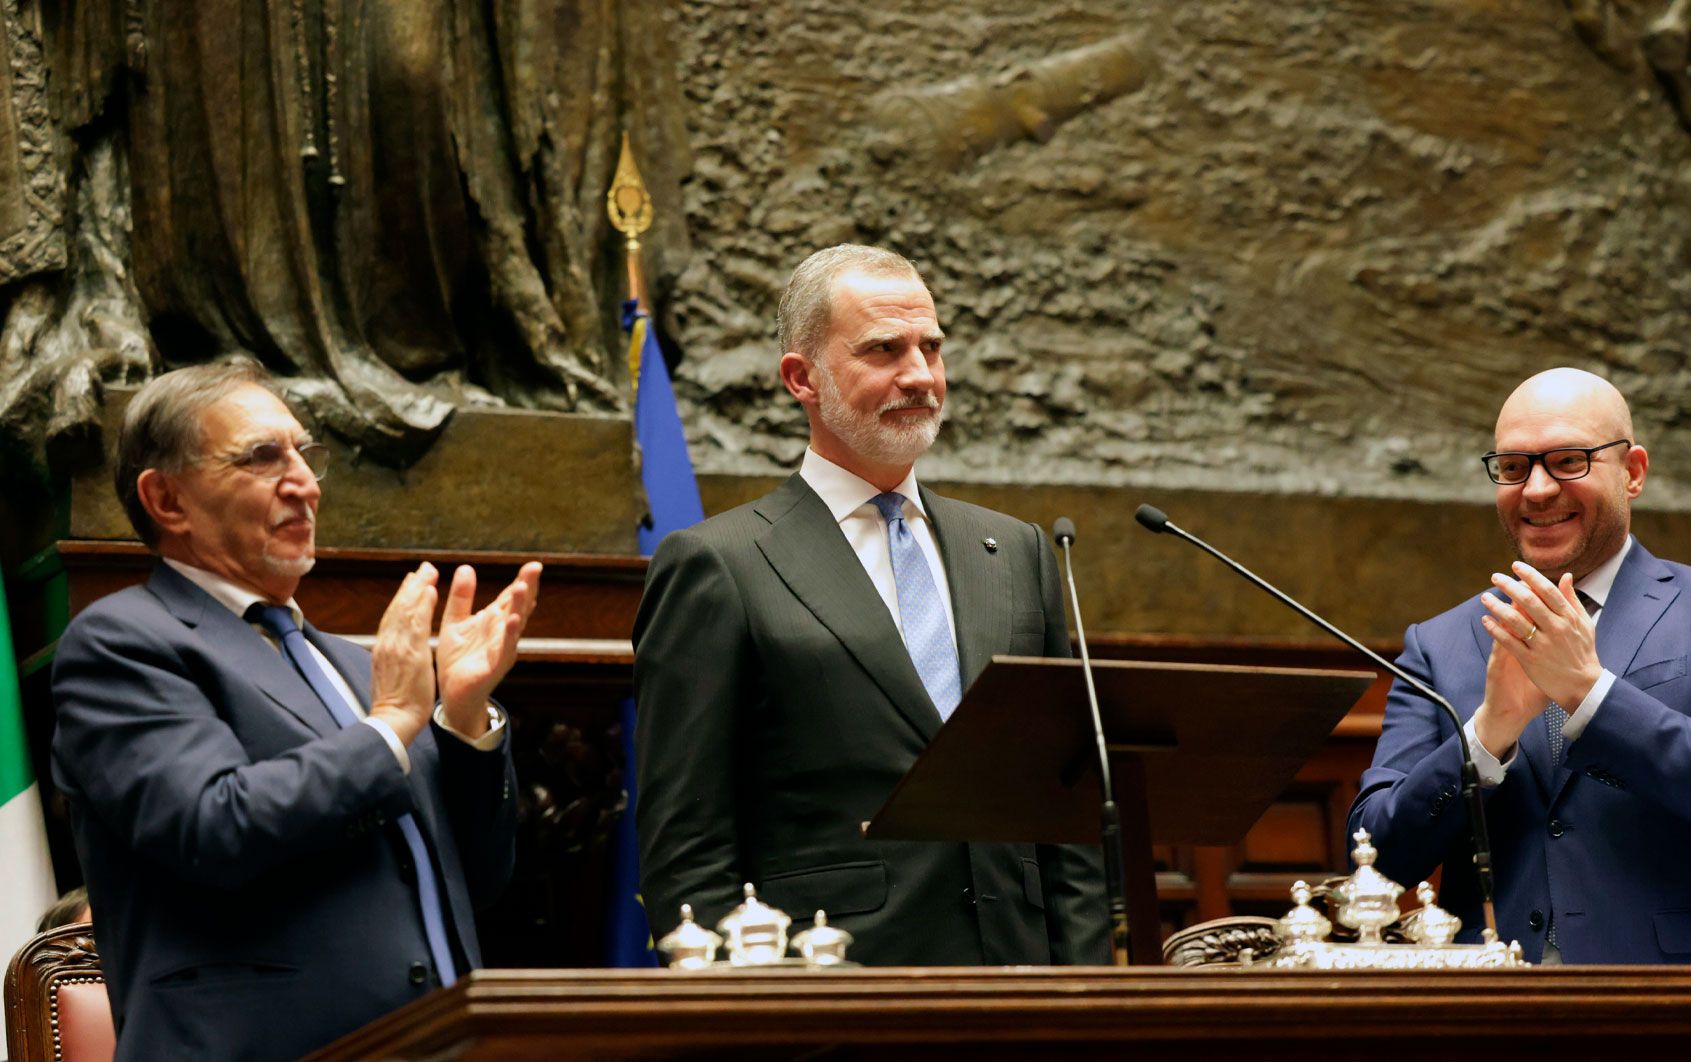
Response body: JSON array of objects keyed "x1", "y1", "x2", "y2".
[{"x1": 0, "y1": 0, "x2": 687, "y2": 474}]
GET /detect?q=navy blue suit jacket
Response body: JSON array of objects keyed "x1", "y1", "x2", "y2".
[
  {"x1": 50, "y1": 562, "x2": 517, "y2": 1061},
  {"x1": 1349, "y1": 540, "x2": 1691, "y2": 963}
]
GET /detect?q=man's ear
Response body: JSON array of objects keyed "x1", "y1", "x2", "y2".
[
  {"x1": 779, "y1": 351, "x2": 819, "y2": 408},
  {"x1": 136, "y1": 468, "x2": 193, "y2": 537},
  {"x1": 1626, "y1": 444, "x2": 1649, "y2": 499}
]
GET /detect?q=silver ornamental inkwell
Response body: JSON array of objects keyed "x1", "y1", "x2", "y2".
[
  {"x1": 1241, "y1": 829, "x2": 1529, "y2": 970},
  {"x1": 655, "y1": 883, "x2": 857, "y2": 969}
]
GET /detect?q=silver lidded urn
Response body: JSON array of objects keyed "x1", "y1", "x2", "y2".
[
  {"x1": 655, "y1": 904, "x2": 722, "y2": 970},
  {"x1": 790, "y1": 911, "x2": 855, "y2": 966},
  {"x1": 1331, "y1": 829, "x2": 1404, "y2": 945}
]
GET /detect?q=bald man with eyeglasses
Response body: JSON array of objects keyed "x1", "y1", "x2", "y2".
[
  {"x1": 50, "y1": 363, "x2": 540, "y2": 1060},
  {"x1": 1350, "y1": 367, "x2": 1691, "y2": 964}
]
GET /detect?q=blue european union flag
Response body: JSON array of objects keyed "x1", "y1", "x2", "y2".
[{"x1": 608, "y1": 301, "x2": 704, "y2": 966}]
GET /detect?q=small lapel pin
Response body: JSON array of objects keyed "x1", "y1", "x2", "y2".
[{"x1": 982, "y1": 537, "x2": 998, "y2": 553}]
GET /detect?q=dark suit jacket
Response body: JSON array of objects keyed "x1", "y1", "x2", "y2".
[
  {"x1": 50, "y1": 562, "x2": 517, "y2": 1061},
  {"x1": 633, "y1": 473, "x2": 1110, "y2": 965},
  {"x1": 1349, "y1": 540, "x2": 1691, "y2": 962}
]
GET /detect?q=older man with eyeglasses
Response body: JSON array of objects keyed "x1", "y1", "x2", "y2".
[
  {"x1": 1350, "y1": 366, "x2": 1691, "y2": 964},
  {"x1": 50, "y1": 362, "x2": 540, "y2": 1060}
]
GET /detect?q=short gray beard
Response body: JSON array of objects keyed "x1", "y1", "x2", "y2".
[
  {"x1": 813, "y1": 359, "x2": 943, "y2": 468},
  {"x1": 263, "y1": 512, "x2": 317, "y2": 579},
  {"x1": 263, "y1": 549, "x2": 316, "y2": 579}
]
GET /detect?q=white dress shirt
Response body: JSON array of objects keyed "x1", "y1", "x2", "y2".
[
  {"x1": 1466, "y1": 535, "x2": 1632, "y2": 785},
  {"x1": 161, "y1": 558, "x2": 505, "y2": 774},
  {"x1": 798, "y1": 449, "x2": 959, "y2": 648}
]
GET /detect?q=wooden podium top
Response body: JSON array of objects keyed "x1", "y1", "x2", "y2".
[{"x1": 309, "y1": 966, "x2": 1691, "y2": 1060}]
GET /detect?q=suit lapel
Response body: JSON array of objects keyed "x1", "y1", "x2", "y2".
[
  {"x1": 146, "y1": 563, "x2": 340, "y2": 739},
  {"x1": 1593, "y1": 542, "x2": 1678, "y2": 680},
  {"x1": 1546, "y1": 542, "x2": 1680, "y2": 804},
  {"x1": 922, "y1": 488, "x2": 1009, "y2": 688},
  {"x1": 307, "y1": 626, "x2": 374, "y2": 711},
  {"x1": 1473, "y1": 543, "x2": 1680, "y2": 807},
  {"x1": 755, "y1": 474, "x2": 942, "y2": 743}
]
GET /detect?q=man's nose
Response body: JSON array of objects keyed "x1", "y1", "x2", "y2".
[
  {"x1": 1521, "y1": 460, "x2": 1561, "y2": 500},
  {"x1": 278, "y1": 451, "x2": 321, "y2": 499},
  {"x1": 895, "y1": 346, "x2": 936, "y2": 390}
]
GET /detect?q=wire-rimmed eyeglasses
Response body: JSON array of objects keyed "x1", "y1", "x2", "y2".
[{"x1": 203, "y1": 439, "x2": 331, "y2": 481}]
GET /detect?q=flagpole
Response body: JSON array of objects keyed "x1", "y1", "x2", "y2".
[{"x1": 607, "y1": 133, "x2": 655, "y2": 401}]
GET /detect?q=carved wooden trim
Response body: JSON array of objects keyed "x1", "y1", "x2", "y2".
[
  {"x1": 3, "y1": 922, "x2": 102, "y2": 1062},
  {"x1": 1162, "y1": 916, "x2": 1281, "y2": 967}
]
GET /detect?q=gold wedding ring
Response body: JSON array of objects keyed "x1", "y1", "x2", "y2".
[{"x1": 1523, "y1": 625, "x2": 1538, "y2": 643}]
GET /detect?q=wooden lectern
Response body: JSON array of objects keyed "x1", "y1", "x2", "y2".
[{"x1": 864, "y1": 655, "x2": 1376, "y2": 964}]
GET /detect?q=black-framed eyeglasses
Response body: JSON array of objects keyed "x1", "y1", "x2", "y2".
[
  {"x1": 206, "y1": 440, "x2": 331, "y2": 481},
  {"x1": 1481, "y1": 439, "x2": 1629, "y2": 485}
]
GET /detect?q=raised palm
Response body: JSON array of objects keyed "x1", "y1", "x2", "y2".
[{"x1": 435, "y1": 562, "x2": 542, "y2": 728}]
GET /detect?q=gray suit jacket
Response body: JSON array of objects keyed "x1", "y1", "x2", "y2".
[{"x1": 633, "y1": 473, "x2": 1109, "y2": 965}]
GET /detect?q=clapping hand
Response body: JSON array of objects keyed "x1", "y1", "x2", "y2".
[
  {"x1": 434, "y1": 562, "x2": 543, "y2": 736},
  {"x1": 368, "y1": 563, "x2": 441, "y2": 745},
  {"x1": 1480, "y1": 561, "x2": 1601, "y2": 710}
]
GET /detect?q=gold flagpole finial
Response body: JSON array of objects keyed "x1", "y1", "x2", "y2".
[
  {"x1": 608, "y1": 132, "x2": 655, "y2": 309},
  {"x1": 609, "y1": 132, "x2": 656, "y2": 401}
]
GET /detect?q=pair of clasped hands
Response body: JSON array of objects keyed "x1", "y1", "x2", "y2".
[
  {"x1": 1474, "y1": 561, "x2": 1603, "y2": 761},
  {"x1": 366, "y1": 561, "x2": 543, "y2": 745}
]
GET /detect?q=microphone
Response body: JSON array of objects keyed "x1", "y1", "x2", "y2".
[
  {"x1": 1132, "y1": 503, "x2": 1499, "y2": 938},
  {"x1": 1051, "y1": 517, "x2": 1131, "y2": 965}
]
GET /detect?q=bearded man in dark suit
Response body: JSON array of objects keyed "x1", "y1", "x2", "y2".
[{"x1": 633, "y1": 245, "x2": 1109, "y2": 965}]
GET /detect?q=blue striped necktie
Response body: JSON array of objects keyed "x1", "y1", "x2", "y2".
[
  {"x1": 870, "y1": 492, "x2": 963, "y2": 720},
  {"x1": 249, "y1": 604, "x2": 459, "y2": 987}
]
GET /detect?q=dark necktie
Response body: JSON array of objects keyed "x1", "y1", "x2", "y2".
[
  {"x1": 1544, "y1": 592, "x2": 1600, "y2": 769},
  {"x1": 870, "y1": 492, "x2": 962, "y2": 720},
  {"x1": 248, "y1": 603, "x2": 459, "y2": 987}
]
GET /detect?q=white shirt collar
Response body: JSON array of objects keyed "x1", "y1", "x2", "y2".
[
  {"x1": 799, "y1": 448, "x2": 927, "y2": 524},
  {"x1": 161, "y1": 556, "x2": 304, "y2": 627},
  {"x1": 1574, "y1": 534, "x2": 1633, "y2": 611}
]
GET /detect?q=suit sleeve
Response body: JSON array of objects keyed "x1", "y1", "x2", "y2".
[
  {"x1": 633, "y1": 529, "x2": 754, "y2": 933},
  {"x1": 1029, "y1": 523, "x2": 1112, "y2": 964},
  {"x1": 431, "y1": 710, "x2": 519, "y2": 909},
  {"x1": 1346, "y1": 622, "x2": 1481, "y2": 886},
  {"x1": 51, "y1": 604, "x2": 416, "y2": 890}
]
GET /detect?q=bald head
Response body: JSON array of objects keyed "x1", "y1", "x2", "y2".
[{"x1": 1496, "y1": 367, "x2": 1633, "y2": 446}]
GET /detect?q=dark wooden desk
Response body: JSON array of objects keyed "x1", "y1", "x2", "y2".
[{"x1": 309, "y1": 966, "x2": 1691, "y2": 1060}]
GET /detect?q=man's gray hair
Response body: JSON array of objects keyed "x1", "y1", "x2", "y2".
[
  {"x1": 116, "y1": 361, "x2": 276, "y2": 549},
  {"x1": 776, "y1": 244, "x2": 925, "y2": 360}
]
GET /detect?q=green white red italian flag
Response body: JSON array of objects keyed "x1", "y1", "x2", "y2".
[{"x1": 0, "y1": 567, "x2": 57, "y2": 1032}]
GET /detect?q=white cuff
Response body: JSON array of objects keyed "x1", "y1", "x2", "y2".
[
  {"x1": 1560, "y1": 668, "x2": 1615, "y2": 744},
  {"x1": 433, "y1": 703, "x2": 507, "y2": 750},
  {"x1": 361, "y1": 715, "x2": 411, "y2": 775},
  {"x1": 1463, "y1": 715, "x2": 1512, "y2": 788}
]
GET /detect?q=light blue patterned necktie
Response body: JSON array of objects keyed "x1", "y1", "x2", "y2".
[
  {"x1": 871, "y1": 492, "x2": 963, "y2": 720},
  {"x1": 250, "y1": 604, "x2": 460, "y2": 987}
]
